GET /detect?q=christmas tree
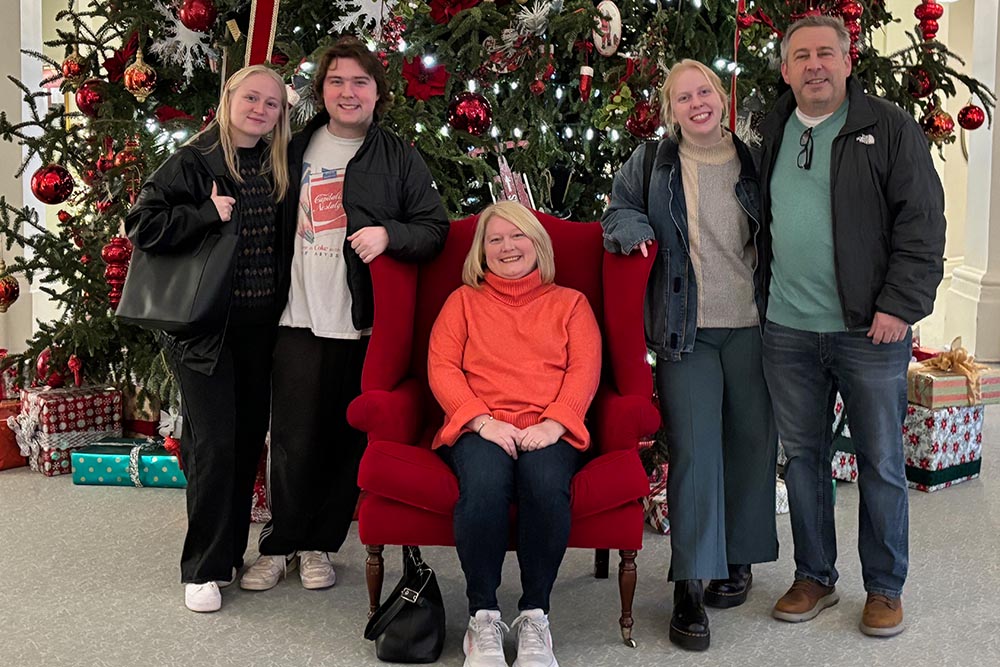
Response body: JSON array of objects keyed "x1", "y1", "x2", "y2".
[{"x1": 0, "y1": 0, "x2": 994, "y2": 399}]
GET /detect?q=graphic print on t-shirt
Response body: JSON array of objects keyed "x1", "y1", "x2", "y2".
[{"x1": 297, "y1": 162, "x2": 347, "y2": 244}]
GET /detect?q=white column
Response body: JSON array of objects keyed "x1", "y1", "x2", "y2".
[
  {"x1": 945, "y1": 0, "x2": 1000, "y2": 360},
  {"x1": 0, "y1": 1, "x2": 34, "y2": 352}
]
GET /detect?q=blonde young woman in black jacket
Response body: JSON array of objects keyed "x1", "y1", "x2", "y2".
[{"x1": 125, "y1": 65, "x2": 291, "y2": 613}]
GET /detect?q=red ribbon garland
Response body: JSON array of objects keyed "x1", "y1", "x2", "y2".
[
  {"x1": 730, "y1": 0, "x2": 747, "y2": 131},
  {"x1": 245, "y1": 0, "x2": 281, "y2": 66}
]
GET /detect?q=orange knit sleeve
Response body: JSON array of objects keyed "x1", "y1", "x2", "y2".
[
  {"x1": 539, "y1": 292, "x2": 602, "y2": 450},
  {"x1": 427, "y1": 289, "x2": 491, "y2": 448}
]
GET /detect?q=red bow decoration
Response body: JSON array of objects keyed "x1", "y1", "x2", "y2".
[
  {"x1": 103, "y1": 32, "x2": 138, "y2": 83},
  {"x1": 154, "y1": 105, "x2": 195, "y2": 123},
  {"x1": 429, "y1": 0, "x2": 480, "y2": 26},
  {"x1": 401, "y1": 58, "x2": 450, "y2": 100}
]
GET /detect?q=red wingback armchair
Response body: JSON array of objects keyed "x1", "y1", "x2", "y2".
[{"x1": 347, "y1": 211, "x2": 660, "y2": 645}]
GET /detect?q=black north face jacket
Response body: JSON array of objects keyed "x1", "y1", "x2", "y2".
[{"x1": 757, "y1": 77, "x2": 946, "y2": 328}]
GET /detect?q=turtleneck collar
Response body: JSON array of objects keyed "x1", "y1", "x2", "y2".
[
  {"x1": 482, "y1": 268, "x2": 554, "y2": 306},
  {"x1": 679, "y1": 130, "x2": 737, "y2": 166}
]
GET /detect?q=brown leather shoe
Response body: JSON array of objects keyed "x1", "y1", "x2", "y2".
[
  {"x1": 860, "y1": 593, "x2": 905, "y2": 637},
  {"x1": 772, "y1": 579, "x2": 839, "y2": 622}
]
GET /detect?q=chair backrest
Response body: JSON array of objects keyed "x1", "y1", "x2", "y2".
[{"x1": 409, "y1": 211, "x2": 606, "y2": 383}]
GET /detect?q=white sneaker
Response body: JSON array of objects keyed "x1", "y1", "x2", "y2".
[
  {"x1": 299, "y1": 551, "x2": 337, "y2": 590},
  {"x1": 512, "y1": 609, "x2": 558, "y2": 667},
  {"x1": 240, "y1": 553, "x2": 297, "y2": 591},
  {"x1": 463, "y1": 609, "x2": 509, "y2": 667},
  {"x1": 217, "y1": 567, "x2": 238, "y2": 588},
  {"x1": 184, "y1": 581, "x2": 222, "y2": 613}
]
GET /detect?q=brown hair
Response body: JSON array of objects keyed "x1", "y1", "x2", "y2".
[{"x1": 312, "y1": 37, "x2": 391, "y2": 117}]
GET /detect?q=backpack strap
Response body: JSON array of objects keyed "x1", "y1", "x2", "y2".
[{"x1": 642, "y1": 140, "x2": 657, "y2": 211}]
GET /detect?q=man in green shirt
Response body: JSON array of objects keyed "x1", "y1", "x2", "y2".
[{"x1": 756, "y1": 15, "x2": 946, "y2": 638}]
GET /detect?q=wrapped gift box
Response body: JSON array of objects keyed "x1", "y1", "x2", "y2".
[
  {"x1": 907, "y1": 363, "x2": 1000, "y2": 409},
  {"x1": 72, "y1": 438, "x2": 186, "y2": 488},
  {"x1": 903, "y1": 403, "x2": 983, "y2": 492},
  {"x1": 122, "y1": 386, "x2": 160, "y2": 438},
  {"x1": 778, "y1": 393, "x2": 856, "y2": 482},
  {"x1": 7, "y1": 385, "x2": 122, "y2": 476},
  {"x1": 1, "y1": 399, "x2": 27, "y2": 471},
  {"x1": 640, "y1": 463, "x2": 669, "y2": 534}
]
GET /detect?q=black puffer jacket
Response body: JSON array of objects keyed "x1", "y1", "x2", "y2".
[
  {"x1": 277, "y1": 112, "x2": 450, "y2": 330},
  {"x1": 124, "y1": 129, "x2": 288, "y2": 374},
  {"x1": 758, "y1": 78, "x2": 946, "y2": 328}
]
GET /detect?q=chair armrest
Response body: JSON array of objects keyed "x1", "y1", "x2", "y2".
[
  {"x1": 347, "y1": 377, "x2": 427, "y2": 445},
  {"x1": 601, "y1": 244, "x2": 657, "y2": 399},
  {"x1": 362, "y1": 255, "x2": 419, "y2": 393},
  {"x1": 590, "y1": 385, "x2": 660, "y2": 454}
]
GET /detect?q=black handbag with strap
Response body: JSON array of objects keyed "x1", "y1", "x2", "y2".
[
  {"x1": 363, "y1": 546, "x2": 446, "y2": 663},
  {"x1": 115, "y1": 147, "x2": 239, "y2": 336}
]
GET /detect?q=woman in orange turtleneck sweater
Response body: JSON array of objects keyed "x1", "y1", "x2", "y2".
[{"x1": 428, "y1": 201, "x2": 601, "y2": 667}]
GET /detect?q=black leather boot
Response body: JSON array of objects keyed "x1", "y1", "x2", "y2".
[
  {"x1": 669, "y1": 579, "x2": 710, "y2": 651},
  {"x1": 705, "y1": 564, "x2": 753, "y2": 609}
]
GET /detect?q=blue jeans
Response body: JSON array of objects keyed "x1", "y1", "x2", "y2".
[
  {"x1": 762, "y1": 320, "x2": 911, "y2": 598},
  {"x1": 439, "y1": 433, "x2": 580, "y2": 615}
]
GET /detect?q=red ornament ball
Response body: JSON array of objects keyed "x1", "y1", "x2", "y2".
[
  {"x1": 447, "y1": 92, "x2": 493, "y2": 136},
  {"x1": 75, "y1": 78, "x2": 105, "y2": 118},
  {"x1": 529, "y1": 79, "x2": 546, "y2": 96},
  {"x1": 61, "y1": 52, "x2": 89, "y2": 85},
  {"x1": 849, "y1": 45, "x2": 861, "y2": 65},
  {"x1": 838, "y1": 0, "x2": 864, "y2": 22},
  {"x1": 920, "y1": 19, "x2": 939, "y2": 41},
  {"x1": 906, "y1": 68, "x2": 935, "y2": 99},
  {"x1": 114, "y1": 140, "x2": 142, "y2": 168},
  {"x1": 625, "y1": 100, "x2": 661, "y2": 139},
  {"x1": 914, "y1": 2, "x2": 944, "y2": 22},
  {"x1": 922, "y1": 107, "x2": 955, "y2": 144},
  {"x1": 57, "y1": 209, "x2": 73, "y2": 224},
  {"x1": 96, "y1": 154, "x2": 115, "y2": 174},
  {"x1": 30, "y1": 164, "x2": 75, "y2": 205},
  {"x1": 845, "y1": 19, "x2": 862, "y2": 42},
  {"x1": 36, "y1": 347, "x2": 66, "y2": 389},
  {"x1": 178, "y1": 0, "x2": 218, "y2": 33},
  {"x1": 957, "y1": 104, "x2": 986, "y2": 130},
  {"x1": 100, "y1": 236, "x2": 133, "y2": 265},
  {"x1": 0, "y1": 259, "x2": 19, "y2": 314},
  {"x1": 123, "y1": 53, "x2": 157, "y2": 103}
]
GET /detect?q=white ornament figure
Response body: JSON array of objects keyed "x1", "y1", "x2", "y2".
[
  {"x1": 149, "y1": 1, "x2": 216, "y2": 82},
  {"x1": 592, "y1": 1, "x2": 622, "y2": 57},
  {"x1": 330, "y1": 0, "x2": 399, "y2": 35}
]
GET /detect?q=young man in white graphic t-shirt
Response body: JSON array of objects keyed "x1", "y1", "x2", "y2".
[{"x1": 240, "y1": 37, "x2": 449, "y2": 593}]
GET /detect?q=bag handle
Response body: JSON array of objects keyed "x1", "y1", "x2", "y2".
[{"x1": 363, "y1": 546, "x2": 434, "y2": 641}]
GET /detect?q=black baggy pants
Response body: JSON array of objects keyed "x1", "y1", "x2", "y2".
[{"x1": 258, "y1": 326, "x2": 369, "y2": 555}]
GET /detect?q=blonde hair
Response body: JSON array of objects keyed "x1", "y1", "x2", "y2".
[
  {"x1": 191, "y1": 64, "x2": 291, "y2": 200},
  {"x1": 462, "y1": 201, "x2": 555, "y2": 287},
  {"x1": 658, "y1": 59, "x2": 729, "y2": 140}
]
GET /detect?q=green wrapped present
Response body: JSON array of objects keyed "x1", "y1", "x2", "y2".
[{"x1": 72, "y1": 438, "x2": 186, "y2": 488}]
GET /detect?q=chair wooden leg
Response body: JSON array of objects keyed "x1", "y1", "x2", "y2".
[
  {"x1": 365, "y1": 544, "x2": 385, "y2": 617},
  {"x1": 594, "y1": 548, "x2": 610, "y2": 579},
  {"x1": 618, "y1": 549, "x2": 638, "y2": 647}
]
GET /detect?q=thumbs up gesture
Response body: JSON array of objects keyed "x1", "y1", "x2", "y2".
[{"x1": 210, "y1": 182, "x2": 236, "y2": 222}]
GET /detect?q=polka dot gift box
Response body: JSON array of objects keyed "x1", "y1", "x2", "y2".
[
  {"x1": 6, "y1": 385, "x2": 122, "y2": 476},
  {"x1": 72, "y1": 438, "x2": 186, "y2": 488}
]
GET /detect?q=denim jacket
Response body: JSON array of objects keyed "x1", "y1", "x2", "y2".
[{"x1": 601, "y1": 136, "x2": 763, "y2": 361}]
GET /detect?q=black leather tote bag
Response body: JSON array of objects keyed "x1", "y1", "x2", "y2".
[{"x1": 363, "y1": 546, "x2": 446, "y2": 663}]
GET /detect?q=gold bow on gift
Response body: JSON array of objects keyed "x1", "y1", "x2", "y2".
[{"x1": 920, "y1": 336, "x2": 989, "y2": 405}]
